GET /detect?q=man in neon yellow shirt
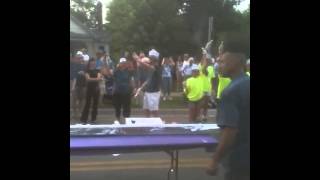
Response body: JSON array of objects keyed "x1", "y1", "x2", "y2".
[
  {"x1": 199, "y1": 57, "x2": 215, "y2": 122},
  {"x1": 185, "y1": 64, "x2": 203, "y2": 122},
  {"x1": 216, "y1": 75, "x2": 231, "y2": 100},
  {"x1": 215, "y1": 54, "x2": 231, "y2": 101}
]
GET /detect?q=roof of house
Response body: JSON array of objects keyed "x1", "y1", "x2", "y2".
[{"x1": 70, "y1": 15, "x2": 110, "y2": 43}]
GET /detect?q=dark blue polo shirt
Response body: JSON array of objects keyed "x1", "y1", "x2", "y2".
[{"x1": 216, "y1": 73, "x2": 250, "y2": 171}]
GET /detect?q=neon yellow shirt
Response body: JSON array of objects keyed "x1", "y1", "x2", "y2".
[
  {"x1": 217, "y1": 75, "x2": 231, "y2": 99},
  {"x1": 198, "y1": 64, "x2": 215, "y2": 93},
  {"x1": 186, "y1": 76, "x2": 203, "y2": 101}
]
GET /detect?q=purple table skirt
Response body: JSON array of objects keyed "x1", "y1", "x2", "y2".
[{"x1": 70, "y1": 135, "x2": 218, "y2": 155}]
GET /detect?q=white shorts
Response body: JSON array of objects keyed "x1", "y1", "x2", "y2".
[{"x1": 143, "y1": 91, "x2": 161, "y2": 111}]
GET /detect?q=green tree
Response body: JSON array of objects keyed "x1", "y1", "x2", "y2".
[
  {"x1": 178, "y1": 0, "x2": 246, "y2": 54},
  {"x1": 70, "y1": 0, "x2": 98, "y2": 28},
  {"x1": 106, "y1": 0, "x2": 249, "y2": 60},
  {"x1": 106, "y1": 0, "x2": 196, "y2": 60}
]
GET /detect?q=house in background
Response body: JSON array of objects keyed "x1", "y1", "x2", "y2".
[{"x1": 70, "y1": 15, "x2": 110, "y2": 57}]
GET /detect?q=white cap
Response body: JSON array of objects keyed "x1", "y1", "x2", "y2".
[
  {"x1": 191, "y1": 64, "x2": 200, "y2": 71},
  {"x1": 148, "y1": 49, "x2": 159, "y2": 59},
  {"x1": 119, "y1": 58, "x2": 126, "y2": 63},
  {"x1": 76, "y1": 51, "x2": 83, "y2": 56}
]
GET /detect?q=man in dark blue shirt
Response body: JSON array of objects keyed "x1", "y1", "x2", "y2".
[
  {"x1": 112, "y1": 58, "x2": 135, "y2": 123},
  {"x1": 206, "y1": 37, "x2": 250, "y2": 180}
]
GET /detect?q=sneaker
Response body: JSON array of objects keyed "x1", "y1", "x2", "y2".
[{"x1": 114, "y1": 120, "x2": 120, "y2": 125}]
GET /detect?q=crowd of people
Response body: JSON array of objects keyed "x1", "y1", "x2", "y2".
[
  {"x1": 70, "y1": 45, "x2": 250, "y2": 124},
  {"x1": 70, "y1": 38, "x2": 250, "y2": 180}
]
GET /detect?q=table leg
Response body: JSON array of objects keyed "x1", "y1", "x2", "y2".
[
  {"x1": 175, "y1": 150, "x2": 179, "y2": 180},
  {"x1": 166, "y1": 150, "x2": 179, "y2": 180}
]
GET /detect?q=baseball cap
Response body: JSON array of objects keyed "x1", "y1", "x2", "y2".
[
  {"x1": 76, "y1": 51, "x2": 83, "y2": 56},
  {"x1": 191, "y1": 64, "x2": 200, "y2": 71},
  {"x1": 119, "y1": 58, "x2": 126, "y2": 63},
  {"x1": 148, "y1": 49, "x2": 160, "y2": 59}
]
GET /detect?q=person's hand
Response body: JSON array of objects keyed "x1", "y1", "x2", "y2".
[
  {"x1": 206, "y1": 159, "x2": 219, "y2": 176},
  {"x1": 134, "y1": 88, "x2": 142, "y2": 98},
  {"x1": 132, "y1": 52, "x2": 139, "y2": 60},
  {"x1": 132, "y1": 88, "x2": 137, "y2": 96}
]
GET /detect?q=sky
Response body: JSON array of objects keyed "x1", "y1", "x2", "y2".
[
  {"x1": 99, "y1": 0, "x2": 249, "y2": 23},
  {"x1": 235, "y1": 0, "x2": 250, "y2": 12},
  {"x1": 99, "y1": 0, "x2": 112, "y2": 24}
]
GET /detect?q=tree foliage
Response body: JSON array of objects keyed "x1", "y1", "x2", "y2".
[
  {"x1": 70, "y1": 0, "x2": 98, "y2": 29},
  {"x1": 71, "y1": 0, "x2": 250, "y2": 60},
  {"x1": 106, "y1": 0, "x2": 197, "y2": 59}
]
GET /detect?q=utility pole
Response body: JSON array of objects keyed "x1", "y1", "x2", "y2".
[
  {"x1": 208, "y1": 16, "x2": 214, "y2": 42},
  {"x1": 96, "y1": 1, "x2": 103, "y2": 31}
]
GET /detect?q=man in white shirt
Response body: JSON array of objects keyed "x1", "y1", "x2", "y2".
[
  {"x1": 180, "y1": 57, "x2": 194, "y2": 81},
  {"x1": 81, "y1": 48, "x2": 90, "y2": 63}
]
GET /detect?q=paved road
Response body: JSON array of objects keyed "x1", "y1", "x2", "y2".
[{"x1": 70, "y1": 148, "x2": 225, "y2": 180}]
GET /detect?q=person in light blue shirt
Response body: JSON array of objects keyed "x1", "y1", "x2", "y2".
[{"x1": 161, "y1": 57, "x2": 175, "y2": 101}]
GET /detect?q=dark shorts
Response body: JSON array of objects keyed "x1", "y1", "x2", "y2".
[{"x1": 188, "y1": 98, "x2": 203, "y2": 108}]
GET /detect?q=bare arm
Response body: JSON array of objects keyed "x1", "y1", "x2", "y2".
[
  {"x1": 137, "y1": 61, "x2": 155, "y2": 70},
  {"x1": 161, "y1": 58, "x2": 165, "y2": 66},
  {"x1": 134, "y1": 79, "x2": 150, "y2": 98},
  {"x1": 185, "y1": 86, "x2": 189, "y2": 96},
  {"x1": 134, "y1": 69, "x2": 154, "y2": 97},
  {"x1": 169, "y1": 58, "x2": 175, "y2": 66},
  {"x1": 85, "y1": 73, "x2": 103, "y2": 82},
  {"x1": 212, "y1": 127, "x2": 238, "y2": 162},
  {"x1": 139, "y1": 77, "x2": 151, "y2": 91},
  {"x1": 71, "y1": 79, "x2": 76, "y2": 91},
  {"x1": 130, "y1": 75, "x2": 136, "y2": 90},
  {"x1": 201, "y1": 58, "x2": 209, "y2": 76}
]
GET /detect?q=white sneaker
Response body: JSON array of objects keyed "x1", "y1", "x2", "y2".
[{"x1": 114, "y1": 120, "x2": 120, "y2": 125}]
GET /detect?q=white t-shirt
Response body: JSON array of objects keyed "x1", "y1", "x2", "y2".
[
  {"x1": 83, "y1": 54, "x2": 90, "y2": 61},
  {"x1": 180, "y1": 62, "x2": 193, "y2": 77}
]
